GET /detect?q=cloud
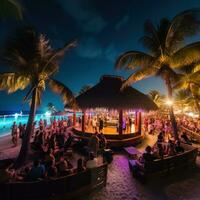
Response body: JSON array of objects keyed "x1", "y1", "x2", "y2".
[
  {"x1": 57, "y1": 0, "x2": 107, "y2": 33},
  {"x1": 115, "y1": 14, "x2": 130, "y2": 30},
  {"x1": 75, "y1": 37, "x2": 102, "y2": 58},
  {"x1": 104, "y1": 44, "x2": 118, "y2": 62}
]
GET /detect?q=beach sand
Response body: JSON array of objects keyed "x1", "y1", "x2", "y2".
[
  {"x1": 1, "y1": 134, "x2": 200, "y2": 200},
  {"x1": 0, "y1": 134, "x2": 20, "y2": 160}
]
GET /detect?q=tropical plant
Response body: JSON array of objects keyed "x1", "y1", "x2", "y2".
[
  {"x1": 115, "y1": 9, "x2": 200, "y2": 139},
  {"x1": 47, "y1": 102, "x2": 56, "y2": 113},
  {"x1": 148, "y1": 90, "x2": 165, "y2": 108},
  {"x1": 0, "y1": 26, "x2": 77, "y2": 167},
  {"x1": 174, "y1": 63, "x2": 200, "y2": 115},
  {"x1": 174, "y1": 90, "x2": 190, "y2": 112},
  {"x1": 0, "y1": 0, "x2": 23, "y2": 20},
  {"x1": 79, "y1": 84, "x2": 92, "y2": 95}
]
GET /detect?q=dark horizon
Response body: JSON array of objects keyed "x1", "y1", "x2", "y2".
[{"x1": 1, "y1": 0, "x2": 200, "y2": 111}]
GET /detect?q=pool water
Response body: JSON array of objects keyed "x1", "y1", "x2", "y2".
[{"x1": 0, "y1": 114, "x2": 72, "y2": 137}]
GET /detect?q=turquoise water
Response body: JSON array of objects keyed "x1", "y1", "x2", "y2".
[{"x1": 0, "y1": 114, "x2": 71, "y2": 137}]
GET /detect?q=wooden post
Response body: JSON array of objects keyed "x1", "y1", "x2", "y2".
[
  {"x1": 119, "y1": 109, "x2": 123, "y2": 135},
  {"x1": 82, "y1": 110, "x2": 85, "y2": 132},
  {"x1": 135, "y1": 111, "x2": 138, "y2": 126},
  {"x1": 137, "y1": 112, "x2": 142, "y2": 134},
  {"x1": 73, "y1": 111, "x2": 76, "y2": 126}
]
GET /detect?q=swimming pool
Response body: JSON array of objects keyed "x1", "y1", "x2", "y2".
[{"x1": 0, "y1": 113, "x2": 73, "y2": 137}]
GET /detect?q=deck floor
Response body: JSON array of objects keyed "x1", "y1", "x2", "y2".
[{"x1": 75, "y1": 124, "x2": 136, "y2": 134}]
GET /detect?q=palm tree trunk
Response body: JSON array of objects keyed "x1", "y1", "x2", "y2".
[
  {"x1": 165, "y1": 78, "x2": 179, "y2": 140},
  {"x1": 14, "y1": 87, "x2": 37, "y2": 168}
]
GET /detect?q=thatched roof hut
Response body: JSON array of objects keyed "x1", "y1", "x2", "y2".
[{"x1": 72, "y1": 75, "x2": 157, "y2": 111}]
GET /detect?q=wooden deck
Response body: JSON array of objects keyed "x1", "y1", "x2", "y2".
[{"x1": 73, "y1": 128, "x2": 143, "y2": 148}]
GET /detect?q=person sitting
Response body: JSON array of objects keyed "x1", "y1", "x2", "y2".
[
  {"x1": 89, "y1": 132, "x2": 99, "y2": 157},
  {"x1": 76, "y1": 158, "x2": 86, "y2": 173},
  {"x1": 44, "y1": 148, "x2": 56, "y2": 167},
  {"x1": 28, "y1": 160, "x2": 46, "y2": 181},
  {"x1": 47, "y1": 160, "x2": 57, "y2": 178},
  {"x1": 130, "y1": 146, "x2": 156, "y2": 175},
  {"x1": 0, "y1": 167, "x2": 15, "y2": 183},
  {"x1": 175, "y1": 141, "x2": 184, "y2": 153},
  {"x1": 156, "y1": 131, "x2": 165, "y2": 159},
  {"x1": 57, "y1": 156, "x2": 73, "y2": 176},
  {"x1": 86, "y1": 153, "x2": 98, "y2": 169},
  {"x1": 98, "y1": 132, "x2": 107, "y2": 150},
  {"x1": 181, "y1": 132, "x2": 192, "y2": 145},
  {"x1": 22, "y1": 166, "x2": 31, "y2": 182},
  {"x1": 64, "y1": 132, "x2": 74, "y2": 151},
  {"x1": 140, "y1": 146, "x2": 156, "y2": 163},
  {"x1": 157, "y1": 143, "x2": 164, "y2": 159},
  {"x1": 167, "y1": 140, "x2": 176, "y2": 156}
]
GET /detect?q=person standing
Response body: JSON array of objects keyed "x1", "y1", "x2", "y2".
[
  {"x1": 92, "y1": 117, "x2": 97, "y2": 132},
  {"x1": 99, "y1": 118, "x2": 104, "y2": 133}
]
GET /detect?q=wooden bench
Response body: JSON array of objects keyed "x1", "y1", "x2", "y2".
[
  {"x1": 0, "y1": 163, "x2": 108, "y2": 200},
  {"x1": 129, "y1": 143, "x2": 198, "y2": 181}
]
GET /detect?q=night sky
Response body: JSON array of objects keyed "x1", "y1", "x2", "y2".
[{"x1": 0, "y1": 0, "x2": 200, "y2": 112}]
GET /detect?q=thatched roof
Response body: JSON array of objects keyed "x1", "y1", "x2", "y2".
[{"x1": 68, "y1": 75, "x2": 158, "y2": 111}]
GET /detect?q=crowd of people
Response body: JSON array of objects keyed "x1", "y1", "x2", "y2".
[
  {"x1": 144, "y1": 115, "x2": 200, "y2": 137},
  {"x1": 2, "y1": 117, "x2": 108, "y2": 183},
  {"x1": 131, "y1": 114, "x2": 199, "y2": 170},
  {"x1": 132, "y1": 130, "x2": 187, "y2": 172},
  {"x1": 83, "y1": 114, "x2": 136, "y2": 134},
  {"x1": 176, "y1": 116, "x2": 200, "y2": 133},
  {"x1": 11, "y1": 122, "x2": 26, "y2": 147},
  {"x1": 4, "y1": 113, "x2": 199, "y2": 183}
]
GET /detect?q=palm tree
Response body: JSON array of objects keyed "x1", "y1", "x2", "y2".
[
  {"x1": 0, "y1": 0, "x2": 23, "y2": 20},
  {"x1": 174, "y1": 90, "x2": 190, "y2": 113},
  {"x1": 79, "y1": 84, "x2": 92, "y2": 95},
  {"x1": 115, "y1": 9, "x2": 200, "y2": 139},
  {"x1": 47, "y1": 102, "x2": 56, "y2": 113},
  {"x1": 0, "y1": 27, "x2": 77, "y2": 167},
  {"x1": 148, "y1": 90, "x2": 165, "y2": 108},
  {"x1": 174, "y1": 63, "x2": 200, "y2": 115}
]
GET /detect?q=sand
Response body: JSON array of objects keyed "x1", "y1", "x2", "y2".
[{"x1": 1, "y1": 133, "x2": 200, "y2": 200}]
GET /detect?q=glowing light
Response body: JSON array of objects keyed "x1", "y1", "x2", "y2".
[
  {"x1": 14, "y1": 113, "x2": 19, "y2": 119},
  {"x1": 188, "y1": 112, "x2": 194, "y2": 117},
  {"x1": 45, "y1": 111, "x2": 51, "y2": 117},
  {"x1": 165, "y1": 99, "x2": 173, "y2": 106}
]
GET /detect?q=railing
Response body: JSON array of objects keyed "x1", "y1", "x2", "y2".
[
  {"x1": 181, "y1": 126, "x2": 200, "y2": 142},
  {"x1": 0, "y1": 163, "x2": 108, "y2": 200}
]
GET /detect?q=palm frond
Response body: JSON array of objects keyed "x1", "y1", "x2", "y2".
[
  {"x1": 193, "y1": 64, "x2": 200, "y2": 73},
  {"x1": 42, "y1": 39, "x2": 77, "y2": 75},
  {"x1": 1, "y1": 26, "x2": 39, "y2": 74},
  {"x1": 0, "y1": 0, "x2": 23, "y2": 20},
  {"x1": 37, "y1": 34, "x2": 52, "y2": 61},
  {"x1": 122, "y1": 67, "x2": 157, "y2": 89},
  {"x1": 156, "y1": 63, "x2": 178, "y2": 82},
  {"x1": 0, "y1": 73, "x2": 30, "y2": 93},
  {"x1": 115, "y1": 51, "x2": 154, "y2": 70},
  {"x1": 48, "y1": 79, "x2": 76, "y2": 108},
  {"x1": 166, "y1": 9, "x2": 200, "y2": 52},
  {"x1": 171, "y1": 41, "x2": 200, "y2": 67},
  {"x1": 148, "y1": 90, "x2": 165, "y2": 107}
]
